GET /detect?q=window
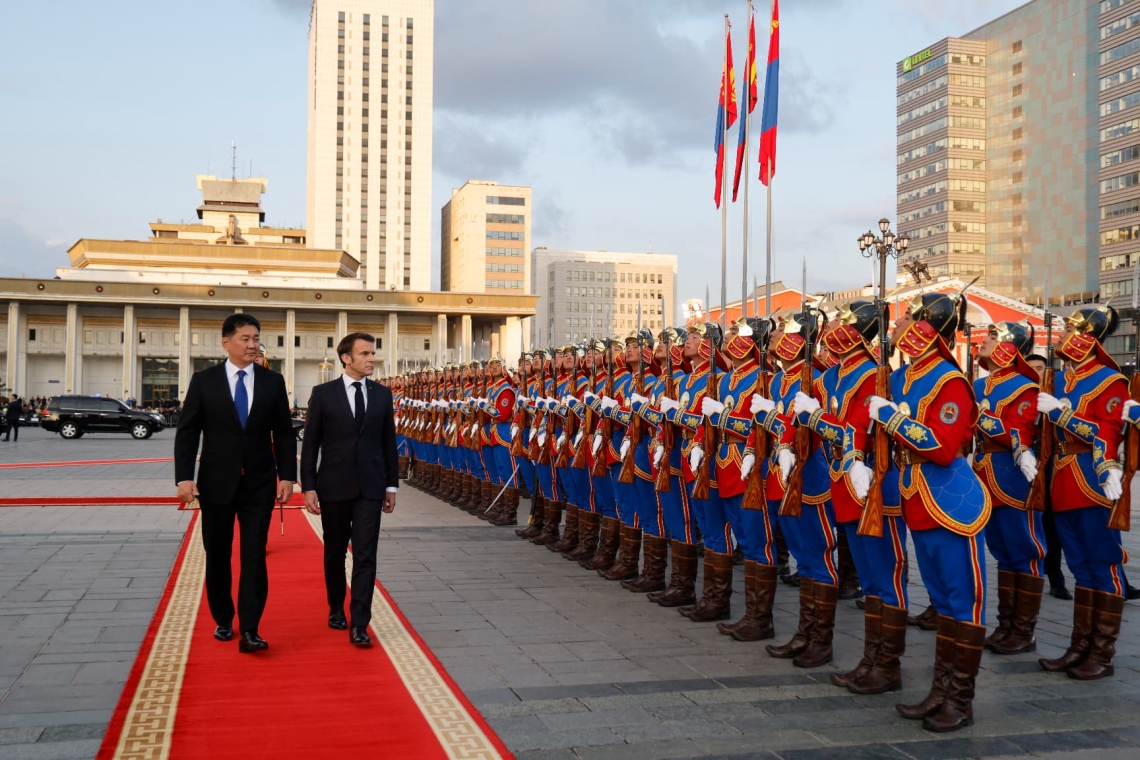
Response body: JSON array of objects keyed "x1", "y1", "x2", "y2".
[
  {"x1": 486, "y1": 196, "x2": 526, "y2": 206},
  {"x1": 138, "y1": 331, "x2": 146, "y2": 344},
  {"x1": 897, "y1": 138, "x2": 947, "y2": 166},
  {"x1": 1012, "y1": 84, "x2": 1022, "y2": 97},
  {"x1": 1103, "y1": 223, "x2": 1140, "y2": 245},
  {"x1": 898, "y1": 117, "x2": 948, "y2": 145},
  {"x1": 897, "y1": 97, "x2": 946, "y2": 126},
  {"x1": 1102, "y1": 117, "x2": 1140, "y2": 142},
  {"x1": 898, "y1": 54, "x2": 947, "y2": 85},
  {"x1": 1012, "y1": 106, "x2": 1022, "y2": 119},
  {"x1": 338, "y1": 11, "x2": 345, "y2": 21},
  {"x1": 1012, "y1": 62, "x2": 1022, "y2": 75},
  {"x1": 1101, "y1": 64, "x2": 1140, "y2": 92},
  {"x1": 276, "y1": 335, "x2": 284, "y2": 348},
  {"x1": 1013, "y1": 40, "x2": 1023, "y2": 53},
  {"x1": 295, "y1": 336, "x2": 301, "y2": 348},
  {"x1": 1012, "y1": 127, "x2": 1023, "y2": 140},
  {"x1": 327, "y1": 337, "x2": 334, "y2": 349},
  {"x1": 28, "y1": 328, "x2": 36, "y2": 341},
  {"x1": 897, "y1": 75, "x2": 948, "y2": 107}
]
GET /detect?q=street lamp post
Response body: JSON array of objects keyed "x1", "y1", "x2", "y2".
[{"x1": 858, "y1": 218, "x2": 909, "y2": 363}]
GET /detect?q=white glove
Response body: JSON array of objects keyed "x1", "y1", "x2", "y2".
[
  {"x1": 1123, "y1": 399, "x2": 1139, "y2": 422},
  {"x1": 701, "y1": 398, "x2": 725, "y2": 417},
  {"x1": 1037, "y1": 392, "x2": 1062, "y2": 414},
  {"x1": 653, "y1": 444, "x2": 665, "y2": 468},
  {"x1": 777, "y1": 449, "x2": 796, "y2": 483},
  {"x1": 849, "y1": 460, "x2": 871, "y2": 500},
  {"x1": 537, "y1": 432, "x2": 547, "y2": 449},
  {"x1": 751, "y1": 395, "x2": 775, "y2": 415},
  {"x1": 546, "y1": 396, "x2": 559, "y2": 406},
  {"x1": 868, "y1": 395, "x2": 898, "y2": 421},
  {"x1": 659, "y1": 397, "x2": 680, "y2": 413},
  {"x1": 470, "y1": 422, "x2": 480, "y2": 437},
  {"x1": 583, "y1": 391, "x2": 599, "y2": 403},
  {"x1": 1016, "y1": 449, "x2": 1038, "y2": 482},
  {"x1": 592, "y1": 432, "x2": 604, "y2": 456},
  {"x1": 518, "y1": 395, "x2": 530, "y2": 405},
  {"x1": 562, "y1": 395, "x2": 574, "y2": 406},
  {"x1": 574, "y1": 430, "x2": 584, "y2": 447},
  {"x1": 1105, "y1": 467, "x2": 1124, "y2": 501},
  {"x1": 600, "y1": 397, "x2": 619, "y2": 410},
  {"x1": 620, "y1": 438, "x2": 631, "y2": 460},
  {"x1": 793, "y1": 391, "x2": 820, "y2": 417},
  {"x1": 689, "y1": 446, "x2": 704, "y2": 471},
  {"x1": 557, "y1": 433, "x2": 566, "y2": 450},
  {"x1": 740, "y1": 453, "x2": 755, "y2": 480},
  {"x1": 631, "y1": 393, "x2": 649, "y2": 406},
  {"x1": 510, "y1": 424, "x2": 519, "y2": 440}
]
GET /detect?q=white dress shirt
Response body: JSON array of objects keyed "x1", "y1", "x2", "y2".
[
  {"x1": 342, "y1": 372, "x2": 367, "y2": 415},
  {"x1": 339, "y1": 373, "x2": 397, "y2": 493},
  {"x1": 225, "y1": 359, "x2": 255, "y2": 413}
]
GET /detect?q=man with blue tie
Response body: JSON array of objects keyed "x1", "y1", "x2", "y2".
[{"x1": 175, "y1": 314, "x2": 297, "y2": 653}]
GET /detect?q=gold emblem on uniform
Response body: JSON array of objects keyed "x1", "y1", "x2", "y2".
[
  {"x1": 979, "y1": 417, "x2": 997, "y2": 432},
  {"x1": 905, "y1": 423, "x2": 929, "y2": 443},
  {"x1": 898, "y1": 401, "x2": 912, "y2": 417},
  {"x1": 1074, "y1": 422, "x2": 1094, "y2": 439}
]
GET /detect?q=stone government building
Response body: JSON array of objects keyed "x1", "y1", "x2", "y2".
[{"x1": 0, "y1": 175, "x2": 535, "y2": 406}]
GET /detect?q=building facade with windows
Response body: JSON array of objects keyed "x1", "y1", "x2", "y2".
[
  {"x1": 440, "y1": 180, "x2": 532, "y2": 295},
  {"x1": 895, "y1": 0, "x2": 1127, "y2": 305},
  {"x1": 306, "y1": 0, "x2": 433, "y2": 292},
  {"x1": 530, "y1": 248, "x2": 677, "y2": 347}
]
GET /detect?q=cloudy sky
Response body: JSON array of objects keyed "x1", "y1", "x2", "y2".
[{"x1": 0, "y1": 0, "x2": 1025, "y2": 313}]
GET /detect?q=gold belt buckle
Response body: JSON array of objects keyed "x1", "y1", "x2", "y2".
[{"x1": 1056, "y1": 440, "x2": 1067, "y2": 457}]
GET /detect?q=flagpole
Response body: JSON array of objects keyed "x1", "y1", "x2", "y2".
[
  {"x1": 721, "y1": 13, "x2": 730, "y2": 332},
  {"x1": 742, "y1": 0, "x2": 752, "y2": 319},
  {"x1": 764, "y1": 0, "x2": 774, "y2": 318}
]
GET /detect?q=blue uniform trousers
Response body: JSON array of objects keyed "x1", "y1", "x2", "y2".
[
  {"x1": 590, "y1": 471, "x2": 616, "y2": 517},
  {"x1": 657, "y1": 473, "x2": 697, "y2": 544},
  {"x1": 985, "y1": 505, "x2": 1047, "y2": 577},
  {"x1": 1054, "y1": 507, "x2": 1127, "y2": 595},
  {"x1": 481, "y1": 445, "x2": 499, "y2": 484},
  {"x1": 841, "y1": 517, "x2": 909, "y2": 609},
  {"x1": 494, "y1": 445, "x2": 516, "y2": 488},
  {"x1": 396, "y1": 434, "x2": 408, "y2": 457},
  {"x1": 911, "y1": 527, "x2": 987, "y2": 625},
  {"x1": 612, "y1": 465, "x2": 638, "y2": 526},
  {"x1": 692, "y1": 488, "x2": 729, "y2": 554},
  {"x1": 535, "y1": 461, "x2": 555, "y2": 501},
  {"x1": 777, "y1": 500, "x2": 838, "y2": 585},
  {"x1": 727, "y1": 497, "x2": 777, "y2": 566}
]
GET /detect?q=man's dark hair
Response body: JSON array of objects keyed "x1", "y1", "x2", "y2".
[
  {"x1": 338, "y1": 332, "x2": 376, "y2": 367},
  {"x1": 1026, "y1": 353, "x2": 1048, "y2": 364},
  {"x1": 222, "y1": 314, "x2": 261, "y2": 338}
]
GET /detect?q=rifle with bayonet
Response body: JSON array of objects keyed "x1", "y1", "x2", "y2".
[
  {"x1": 511, "y1": 351, "x2": 528, "y2": 457},
  {"x1": 655, "y1": 329, "x2": 676, "y2": 493},
  {"x1": 691, "y1": 324, "x2": 717, "y2": 501},
  {"x1": 742, "y1": 324, "x2": 770, "y2": 511},
  {"x1": 1025, "y1": 273, "x2": 1053, "y2": 514},
  {"x1": 592, "y1": 339, "x2": 616, "y2": 477},
  {"x1": 572, "y1": 340, "x2": 596, "y2": 470},
  {"x1": 619, "y1": 315, "x2": 645, "y2": 485},
  {"x1": 558, "y1": 349, "x2": 578, "y2": 469},
  {"x1": 857, "y1": 299, "x2": 892, "y2": 538},
  {"x1": 781, "y1": 264, "x2": 814, "y2": 519},
  {"x1": 1111, "y1": 262, "x2": 1140, "y2": 531}
]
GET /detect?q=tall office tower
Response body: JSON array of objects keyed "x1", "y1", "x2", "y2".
[
  {"x1": 440, "y1": 180, "x2": 532, "y2": 295},
  {"x1": 895, "y1": 0, "x2": 1134, "y2": 308},
  {"x1": 307, "y1": 0, "x2": 434, "y2": 292}
]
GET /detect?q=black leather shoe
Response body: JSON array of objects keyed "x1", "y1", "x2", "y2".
[
  {"x1": 238, "y1": 631, "x2": 269, "y2": 653},
  {"x1": 349, "y1": 627, "x2": 372, "y2": 647},
  {"x1": 1050, "y1": 585, "x2": 1073, "y2": 601},
  {"x1": 328, "y1": 611, "x2": 348, "y2": 630},
  {"x1": 214, "y1": 624, "x2": 233, "y2": 642}
]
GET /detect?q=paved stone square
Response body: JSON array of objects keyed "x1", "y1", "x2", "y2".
[{"x1": 1, "y1": 428, "x2": 1139, "y2": 759}]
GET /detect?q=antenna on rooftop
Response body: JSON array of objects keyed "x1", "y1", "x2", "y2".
[{"x1": 231, "y1": 141, "x2": 237, "y2": 180}]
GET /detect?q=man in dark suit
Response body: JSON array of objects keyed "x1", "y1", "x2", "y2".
[
  {"x1": 3, "y1": 394, "x2": 22, "y2": 442},
  {"x1": 301, "y1": 332, "x2": 398, "y2": 647},
  {"x1": 175, "y1": 314, "x2": 297, "y2": 653}
]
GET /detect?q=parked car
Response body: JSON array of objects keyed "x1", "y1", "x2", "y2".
[
  {"x1": 41, "y1": 396, "x2": 166, "y2": 440},
  {"x1": 293, "y1": 417, "x2": 305, "y2": 441}
]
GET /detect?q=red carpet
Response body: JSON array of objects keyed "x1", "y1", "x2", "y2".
[
  {"x1": 0, "y1": 494, "x2": 307, "y2": 508},
  {"x1": 98, "y1": 509, "x2": 511, "y2": 759},
  {"x1": 0, "y1": 457, "x2": 174, "y2": 470}
]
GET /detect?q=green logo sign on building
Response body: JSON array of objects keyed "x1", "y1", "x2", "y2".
[{"x1": 902, "y1": 49, "x2": 933, "y2": 73}]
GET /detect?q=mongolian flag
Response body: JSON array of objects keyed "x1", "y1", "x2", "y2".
[
  {"x1": 731, "y1": 10, "x2": 758, "y2": 202},
  {"x1": 713, "y1": 25, "x2": 738, "y2": 209},
  {"x1": 758, "y1": 0, "x2": 780, "y2": 186}
]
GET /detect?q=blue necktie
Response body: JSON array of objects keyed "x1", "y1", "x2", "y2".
[{"x1": 235, "y1": 369, "x2": 249, "y2": 429}]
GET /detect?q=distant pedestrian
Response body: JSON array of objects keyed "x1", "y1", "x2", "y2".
[{"x1": 3, "y1": 394, "x2": 22, "y2": 442}]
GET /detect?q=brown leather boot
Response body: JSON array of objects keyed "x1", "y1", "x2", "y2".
[
  {"x1": 650, "y1": 541, "x2": 698, "y2": 607},
  {"x1": 446, "y1": 469, "x2": 461, "y2": 501},
  {"x1": 922, "y1": 621, "x2": 985, "y2": 733},
  {"x1": 794, "y1": 582, "x2": 838, "y2": 668},
  {"x1": 677, "y1": 549, "x2": 713, "y2": 616},
  {"x1": 718, "y1": 561, "x2": 776, "y2": 641},
  {"x1": 992, "y1": 573, "x2": 1044, "y2": 655},
  {"x1": 684, "y1": 551, "x2": 733, "y2": 622},
  {"x1": 398, "y1": 455, "x2": 409, "y2": 480},
  {"x1": 1040, "y1": 586, "x2": 1095, "y2": 672},
  {"x1": 766, "y1": 578, "x2": 816, "y2": 658},
  {"x1": 985, "y1": 569, "x2": 1016, "y2": 651},
  {"x1": 490, "y1": 487, "x2": 520, "y2": 526},
  {"x1": 566, "y1": 510, "x2": 599, "y2": 561},
  {"x1": 848, "y1": 603, "x2": 907, "y2": 694},
  {"x1": 549, "y1": 504, "x2": 579, "y2": 552},
  {"x1": 516, "y1": 494, "x2": 545, "y2": 538},
  {"x1": 909, "y1": 604, "x2": 939, "y2": 630},
  {"x1": 622, "y1": 534, "x2": 668, "y2": 592},
  {"x1": 836, "y1": 532, "x2": 862, "y2": 600},
  {"x1": 451, "y1": 472, "x2": 466, "y2": 506},
  {"x1": 1067, "y1": 591, "x2": 1124, "y2": 681},
  {"x1": 601, "y1": 527, "x2": 642, "y2": 580},
  {"x1": 533, "y1": 500, "x2": 563, "y2": 546},
  {"x1": 457, "y1": 474, "x2": 473, "y2": 508},
  {"x1": 466, "y1": 478, "x2": 486, "y2": 514},
  {"x1": 439, "y1": 469, "x2": 453, "y2": 500},
  {"x1": 897, "y1": 614, "x2": 956, "y2": 719},
  {"x1": 479, "y1": 480, "x2": 499, "y2": 520},
  {"x1": 831, "y1": 596, "x2": 882, "y2": 687},
  {"x1": 582, "y1": 517, "x2": 621, "y2": 570}
]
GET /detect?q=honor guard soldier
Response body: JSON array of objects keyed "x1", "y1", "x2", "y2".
[
  {"x1": 512, "y1": 352, "x2": 540, "y2": 538},
  {"x1": 754, "y1": 308, "x2": 838, "y2": 668},
  {"x1": 638, "y1": 329, "x2": 700, "y2": 604},
  {"x1": 526, "y1": 349, "x2": 563, "y2": 546},
  {"x1": 393, "y1": 375, "x2": 409, "y2": 479},
  {"x1": 1040, "y1": 305, "x2": 1128, "y2": 680},
  {"x1": 475, "y1": 356, "x2": 520, "y2": 526},
  {"x1": 564, "y1": 340, "x2": 608, "y2": 564},
  {"x1": 869, "y1": 292, "x2": 989, "y2": 733},
  {"x1": 546, "y1": 345, "x2": 588, "y2": 555},
  {"x1": 798, "y1": 302, "x2": 909, "y2": 693},
  {"x1": 974, "y1": 322, "x2": 1046, "y2": 656}
]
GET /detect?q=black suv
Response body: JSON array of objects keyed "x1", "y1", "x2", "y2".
[{"x1": 42, "y1": 396, "x2": 166, "y2": 440}]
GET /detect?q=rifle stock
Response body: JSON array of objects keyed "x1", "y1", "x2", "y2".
[
  {"x1": 857, "y1": 364, "x2": 890, "y2": 537},
  {"x1": 779, "y1": 357, "x2": 813, "y2": 518},
  {"x1": 691, "y1": 351, "x2": 716, "y2": 500},
  {"x1": 655, "y1": 363, "x2": 676, "y2": 493},
  {"x1": 741, "y1": 365, "x2": 770, "y2": 511},
  {"x1": 1024, "y1": 367, "x2": 1053, "y2": 513},
  {"x1": 1109, "y1": 372, "x2": 1140, "y2": 531},
  {"x1": 618, "y1": 370, "x2": 640, "y2": 485}
]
